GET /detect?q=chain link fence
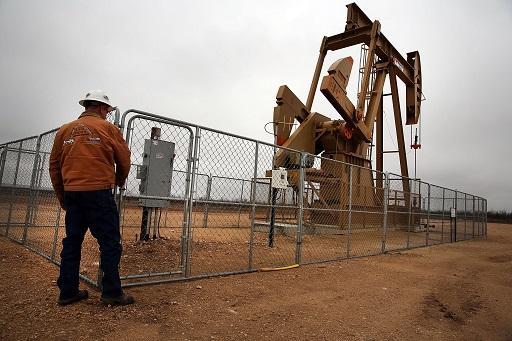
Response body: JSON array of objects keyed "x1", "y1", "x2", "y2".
[
  {"x1": 0, "y1": 109, "x2": 488, "y2": 288},
  {"x1": 0, "y1": 136, "x2": 38, "y2": 242}
]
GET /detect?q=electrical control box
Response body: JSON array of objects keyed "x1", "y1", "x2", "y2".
[
  {"x1": 271, "y1": 168, "x2": 289, "y2": 189},
  {"x1": 136, "y1": 139, "x2": 175, "y2": 207}
]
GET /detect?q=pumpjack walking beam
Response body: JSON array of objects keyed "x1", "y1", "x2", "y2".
[{"x1": 302, "y1": 2, "x2": 422, "y2": 182}]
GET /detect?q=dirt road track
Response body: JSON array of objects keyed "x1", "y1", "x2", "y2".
[{"x1": 1, "y1": 223, "x2": 511, "y2": 340}]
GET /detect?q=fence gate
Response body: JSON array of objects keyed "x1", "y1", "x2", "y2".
[{"x1": 118, "y1": 113, "x2": 195, "y2": 285}]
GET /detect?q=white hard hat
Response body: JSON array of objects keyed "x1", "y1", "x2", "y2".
[{"x1": 79, "y1": 90, "x2": 115, "y2": 110}]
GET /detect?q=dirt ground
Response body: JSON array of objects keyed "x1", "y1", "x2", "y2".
[{"x1": 1, "y1": 223, "x2": 511, "y2": 341}]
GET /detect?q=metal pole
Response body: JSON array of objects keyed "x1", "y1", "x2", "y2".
[
  {"x1": 268, "y1": 143, "x2": 278, "y2": 248},
  {"x1": 426, "y1": 184, "x2": 431, "y2": 246},
  {"x1": 441, "y1": 188, "x2": 445, "y2": 243},
  {"x1": 265, "y1": 181, "x2": 272, "y2": 222},
  {"x1": 248, "y1": 142, "x2": 259, "y2": 270},
  {"x1": 478, "y1": 198, "x2": 482, "y2": 236},
  {"x1": 152, "y1": 207, "x2": 158, "y2": 239},
  {"x1": 295, "y1": 153, "x2": 305, "y2": 265},
  {"x1": 477, "y1": 198, "x2": 482, "y2": 237},
  {"x1": 464, "y1": 193, "x2": 467, "y2": 240},
  {"x1": 30, "y1": 152, "x2": 47, "y2": 226},
  {"x1": 475, "y1": 198, "x2": 479, "y2": 236},
  {"x1": 306, "y1": 38, "x2": 327, "y2": 111},
  {"x1": 346, "y1": 165, "x2": 353, "y2": 258},
  {"x1": 22, "y1": 136, "x2": 43, "y2": 244},
  {"x1": 480, "y1": 199, "x2": 483, "y2": 236},
  {"x1": 0, "y1": 145, "x2": 7, "y2": 233},
  {"x1": 6, "y1": 141, "x2": 23, "y2": 237},
  {"x1": 184, "y1": 126, "x2": 201, "y2": 277},
  {"x1": 180, "y1": 130, "x2": 195, "y2": 274},
  {"x1": 381, "y1": 172, "x2": 389, "y2": 253},
  {"x1": 363, "y1": 187, "x2": 366, "y2": 229},
  {"x1": 139, "y1": 207, "x2": 149, "y2": 241},
  {"x1": 112, "y1": 117, "x2": 124, "y2": 210},
  {"x1": 454, "y1": 191, "x2": 458, "y2": 242},
  {"x1": 406, "y1": 178, "x2": 413, "y2": 249},
  {"x1": 0, "y1": 146, "x2": 6, "y2": 185},
  {"x1": 485, "y1": 199, "x2": 488, "y2": 236},
  {"x1": 269, "y1": 187, "x2": 277, "y2": 248},
  {"x1": 394, "y1": 190, "x2": 397, "y2": 229},
  {"x1": 417, "y1": 180, "x2": 421, "y2": 237},
  {"x1": 116, "y1": 118, "x2": 132, "y2": 230},
  {"x1": 151, "y1": 124, "x2": 193, "y2": 276},
  {"x1": 478, "y1": 199, "x2": 481, "y2": 236},
  {"x1": 202, "y1": 175, "x2": 212, "y2": 228},
  {"x1": 237, "y1": 180, "x2": 245, "y2": 228},
  {"x1": 472, "y1": 196, "x2": 475, "y2": 239}
]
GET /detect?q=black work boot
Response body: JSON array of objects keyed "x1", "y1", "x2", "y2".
[
  {"x1": 58, "y1": 289, "x2": 89, "y2": 306},
  {"x1": 101, "y1": 293, "x2": 134, "y2": 306}
]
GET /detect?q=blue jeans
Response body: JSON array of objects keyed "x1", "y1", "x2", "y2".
[{"x1": 58, "y1": 189, "x2": 122, "y2": 299}]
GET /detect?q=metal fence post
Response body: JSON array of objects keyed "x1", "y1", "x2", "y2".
[
  {"x1": 454, "y1": 190, "x2": 458, "y2": 242},
  {"x1": 441, "y1": 188, "x2": 445, "y2": 243},
  {"x1": 237, "y1": 180, "x2": 245, "y2": 228},
  {"x1": 426, "y1": 184, "x2": 431, "y2": 246},
  {"x1": 478, "y1": 198, "x2": 482, "y2": 236},
  {"x1": 406, "y1": 178, "x2": 413, "y2": 249},
  {"x1": 475, "y1": 198, "x2": 480, "y2": 237},
  {"x1": 484, "y1": 199, "x2": 488, "y2": 236},
  {"x1": 295, "y1": 152, "x2": 305, "y2": 265},
  {"x1": 202, "y1": 174, "x2": 212, "y2": 228},
  {"x1": 464, "y1": 193, "x2": 467, "y2": 240},
  {"x1": 474, "y1": 198, "x2": 478, "y2": 237},
  {"x1": 184, "y1": 126, "x2": 201, "y2": 277},
  {"x1": 0, "y1": 146, "x2": 6, "y2": 185},
  {"x1": 381, "y1": 172, "x2": 389, "y2": 253},
  {"x1": 6, "y1": 141, "x2": 24, "y2": 237},
  {"x1": 22, "y1": 136, "x2": 43, "y2": 244},
  {"x1": 393, "y1": 190, "x2": 398, "y2": 229},
  {"x1": 480, "y1": 198, "x2": 484, "y2": 236},
  {"x1": 173, "y1": 127, "x2": 195, "y2": 276},
  {"x1": 472, "y1": 196, "x2": 475, "y2": 239},
  {"x1": 117, "y1": 117, "x2": 135, "y2": 225},
  {"x1": 479, "y1": 199, "x2": 482, "y2": 236},
  {"x1": 346, "y1": 165, "x2": 353, "y2": 258},
  {"x1": 248, "y1": 142, "x2": 259, "y2": 270},
  {"x1": 30, "y1": 151, "x2": 47, "y2": 227}
]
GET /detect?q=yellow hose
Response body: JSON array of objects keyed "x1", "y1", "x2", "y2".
[{"x1": 259, "y1": 264, "x2": 299, "y2": 272}]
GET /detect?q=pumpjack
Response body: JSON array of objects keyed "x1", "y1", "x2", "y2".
[{"x1": 269, "y1": 3, "x2": 422, "y2": 231}]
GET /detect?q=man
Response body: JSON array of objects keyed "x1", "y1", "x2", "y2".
[{"x1": 49, "y1": 90, "x2": 133, "y2": 306}]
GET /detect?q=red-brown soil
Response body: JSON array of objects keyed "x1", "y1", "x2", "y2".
[{"x1": 1, "y1": 223, "x2": 511, "y2": 340}]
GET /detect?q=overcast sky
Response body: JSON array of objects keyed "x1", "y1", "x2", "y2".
[{"x1": 1, "y1": 0, "x2": 511, "y2": 210}]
